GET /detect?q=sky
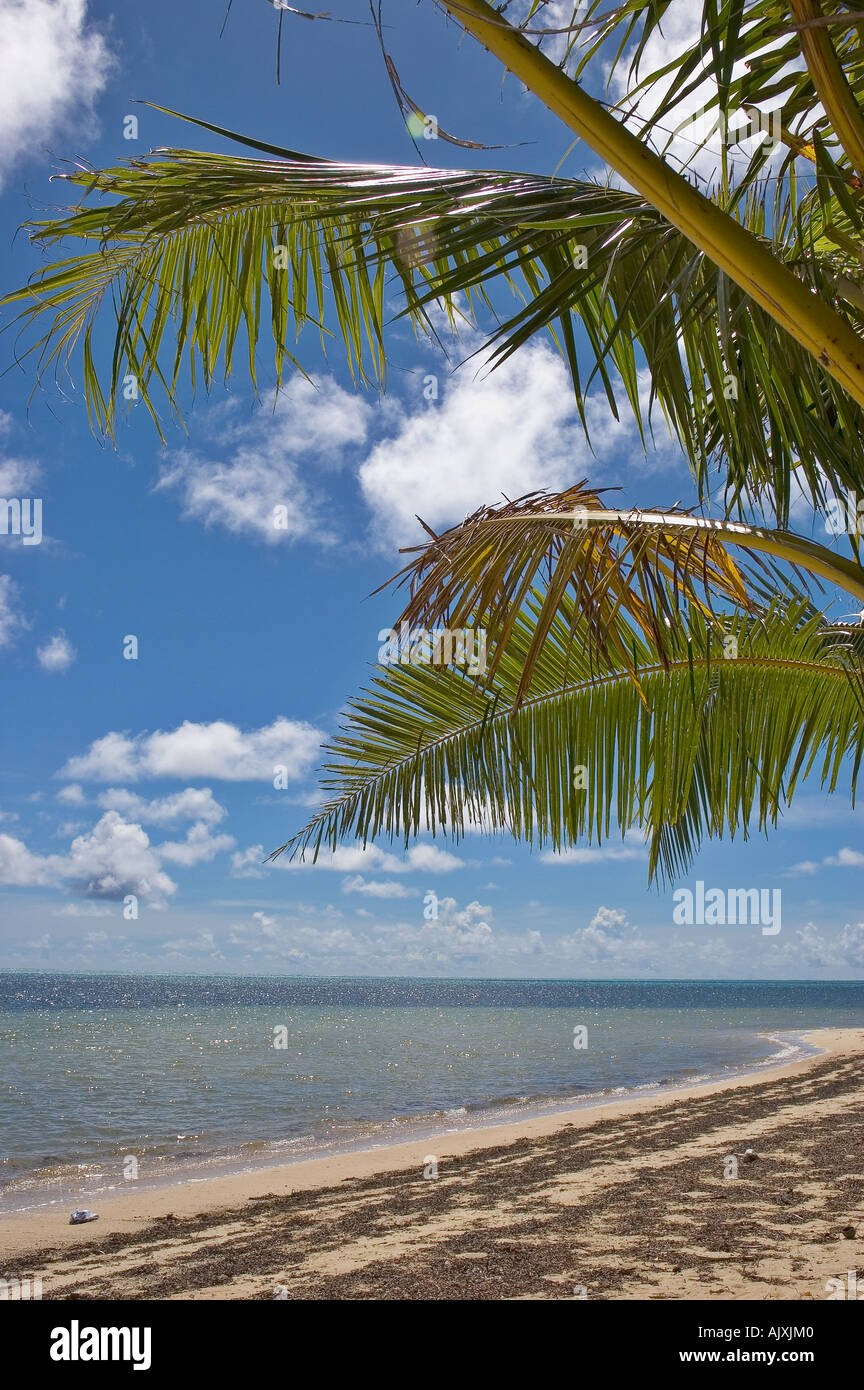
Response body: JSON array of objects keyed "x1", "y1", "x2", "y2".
[{"x1": 0, "y1": 0, "x2": 862, "y2": 980}]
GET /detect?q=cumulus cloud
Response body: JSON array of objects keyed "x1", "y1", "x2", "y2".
[
  {"x1": 63, "y1": 813, "x2": 177, "y2": 904},
  {"x1": 97, "y1": 786, "x2": 228, "y2": 826},
  {"x1": 233, "y1": 840, "x2": 465, "y2": 877},
  {"x1": 0, "y1": 812, "x2": 180, "y2": 905},
  {"x1": 358, "y1": 341, "x2": 664, "y2": 547},
  {"x1": 787, "y1": 846, "x2": 864, "y2": 875},
  {"x1": 0, "y1": 800, "x2": 240, "y2": 904},
  {"x1": 59, "y1": 730, "x2": 138, "y2": 781},
  {"x1": 0, "y1": 0, "x2": 114, "y2": 187},
  {"x1": 59, "y1": 717, "x2": 324, "y2": 783},
  {"x1": 157, "y1": 822, "x2": 236, "y2": 867},
  {"x1": 219, "y1": 894, "x2": 497, "y2": 968},
  {"x1": 0, "y1": 831, "x2": 64, "y2": 886},
  {"x1": 341, "y1": 874, "x2": 415, "y2": 899},
  {"x1": 560, "y1": 905, "x2": 643, "y2": 962},
  {"x1": 36, "y1": 630, "x2": 75, "y2": 672},
  {"x1": 785, "y1": 920, "x2": 864, "y2": 969},
  {"x1": 426, "y1": 896, "x2": 494, "y2": 952},
  {"x1": 157, "y1": 377, "x2": 370, "y2": 544}
]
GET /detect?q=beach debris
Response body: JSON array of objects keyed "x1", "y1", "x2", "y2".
[{"x1": 69, "y1": 1209, "x2": 99, "y2": 1225}]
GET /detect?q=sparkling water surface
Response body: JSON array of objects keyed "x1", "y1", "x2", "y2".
[{"x1": 2, "y1": 974, "x2": 862, "y2": 1212}]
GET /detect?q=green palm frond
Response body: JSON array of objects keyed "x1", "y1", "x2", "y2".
[
  {"x1": 3, "y1": 115, "x2": 864, "y2": 520},
  {"x1": 274, "y1": 597, "x2": 864, "y2": 883},
  {"x1": 572, "y1": 0, "x2": 864, "y2": 145},
  {"x1": 570, "y1": 0, "x2": 864, "y2": 203}
]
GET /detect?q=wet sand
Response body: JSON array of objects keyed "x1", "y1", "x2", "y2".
[{"x1": 2, "y1": 1028, "x2": 862, "y2": 1300}]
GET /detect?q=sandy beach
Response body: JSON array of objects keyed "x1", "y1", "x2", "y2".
[{"x1": 2, "y1": 1027, "x2": 863, "y2": 1300}]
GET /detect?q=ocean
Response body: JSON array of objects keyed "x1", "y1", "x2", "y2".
[{"x1": 2, "y1": 973, "x2": 863, "y2": 1214}]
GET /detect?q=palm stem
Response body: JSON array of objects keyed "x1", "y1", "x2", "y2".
[
  {"x1": 538, "y1": 508, "x2": 864, "y2": 604},
  {"x1": 789, "y1": 0, "x2": 864, "y2": 179},
  {"x1": 440, "y1": 0, "x2": 864, "y2": 410}
]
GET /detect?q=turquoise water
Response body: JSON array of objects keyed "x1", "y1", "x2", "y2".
[{"x1": 1, "y1": 974, "x2": 862, "y2": 1211}]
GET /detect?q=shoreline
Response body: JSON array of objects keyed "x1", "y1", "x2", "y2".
[
  {"x1": 0, "y1": 1026, "x2": 819, "y2": 1220},
  {"x1": 1, "y1": 1025, "x2": 858, "y2": 1269}
]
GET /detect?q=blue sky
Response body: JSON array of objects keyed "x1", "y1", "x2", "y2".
[{"x1": 0, "y1": 0, "x2": 862, "y2": 979}]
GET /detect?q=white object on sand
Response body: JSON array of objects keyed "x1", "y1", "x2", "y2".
[{"x1": 69, "y1": 1209, "x2": 99, "y2": 1225}]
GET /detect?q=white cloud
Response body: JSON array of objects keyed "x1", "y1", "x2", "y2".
[
  {"x1": 230, "y1": 844, "x2": 268, "y2": 878},
  {"x1": 560, "y1": 905, "x2": 643, "y2": 962},
  {"x1": 606, "y1": 0, "x2": 790, "y2": 186},
  {"x1": 234, "y1": 841, "x2": 465, "y2": 877},
  {"x1": 0, "y1": 805, "x2": 241, "y2": 904},
  {"x1": 0, "y1": 452, "x2": 39, "y2": 496},
  {"x1": 60, "y1": 717, "x2": 324, "y2": 783},
  {"x1": 59, "y1": 730, "x2": 138, "y2": 781},
  {"x1": 785, "y1": 920, "x2": 864, "y2": 969},
  {"x1": 56, "y1": 819, "x2": 84, "y2": 837},
  {"x1": 341, "y1": 874, "x2": 415, "y2": 899},
  {"x1": 358, "y1": 341, "x2": 661, "y2": 547},
  {"x1": 157, "y1": 378, "x2": 370, "y2": 544},
  {"x1": 97, "y1": 786, "x2": 228, "y2": 826},
  {"x1": 57, "y1": 783, "x2": 85, "y2": 805},
  {"x1": 51, "y1": 901, "x2": 111, "y2": 917},
  {"x1": 0, "y1": 0, "x2": 113, "y2": 187},
  {"x1": 0, "y1": 831, "x2": 64, "y2": 885},
  {"x1": 0, "y1": 574, "x2": 24, "y2": 647},
  {"x1": 63, "y1": 813, "x2": 176, "y2": 904},
  {"x1": 825, "y1": 848, "x2": 864, "y2": 868},
  {"x1": 540, "y1": 830, "x2": 647, "y2": 866},
  {"x1": 162, "y1": 929, "x2": 223, "y2": 959},
  {"x1": 510, "y1": 1, "x2": 583, "y2": 67},
  {"x1": 220, "y1": 894, "x2": 496, "y2": 967},
  {"x1": 36, "y1": 630, "x2": 75, "y2": 672},
  {"x1": 157, "y1": 822, "x2": 236, "y2": 867},
  {"x1": 788, "y1": 846, "x2": 864, "y2": 875},
  {"x1": 427, "y1": 896, "x2": 494, "y2": 952}
]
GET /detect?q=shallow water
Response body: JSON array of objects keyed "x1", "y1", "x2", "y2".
[{"x1": 1, "y1": 974, "x2": 862, "y2": 1212}]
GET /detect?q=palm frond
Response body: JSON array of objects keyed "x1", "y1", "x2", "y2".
[
  {"x1": 4, "y1": 125, "x2": 864, "y2": 520},
  {"x1": 275, "y1": 597, "x2": 864, "y2": 883},
  {"x1": 439, "y1": 0, "x2": 864, "y2": 435},
  {"x1": 377, "y1": 482, "x2": 864, "y2": 702}
]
